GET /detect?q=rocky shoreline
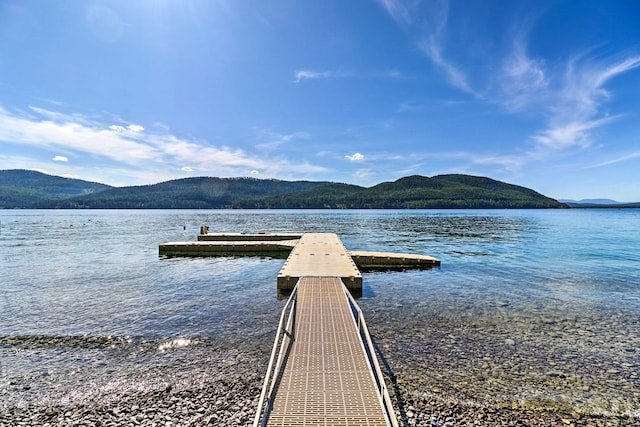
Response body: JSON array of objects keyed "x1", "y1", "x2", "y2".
[
  {"x1": 1, "y1": 305, "x2": 638, "y2": 427},
  {"x1": 2, "y1": 360, "x2": 637, "y2": 427}
]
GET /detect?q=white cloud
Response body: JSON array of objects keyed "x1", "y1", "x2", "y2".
[
  {"x1": 345, "y1": 152, "x2": 365, "y2": 161},
  {"x1": 293, "y1": 69, "x2": 353, "y2": 83},
  {"x1": 250, "y1": 170, "x2": 260, "y2": 175},
  {"x1": 294, "y1": 68, "x2": 404, "y2": 84},
  {"x1": 52, "y1": 155, "x2": 68, "y2": 162},
  {"x1": 254, "y1": 129, "x2": 310, "y2": 150},
  {"x1": 531, "y1": 55, "x2": 640, "y2": 150},
  {"x1": 0, "y1": 105, "x2": 332, "y2": 185},
  {"x1": 354, "y1": 169, "x2": 373, "y2": 178},
  {"x1": 418, "y1": 36, "x2": 477, "y2": 97},
  {"x1": 533, "y1": 117, "x2": 616, "y2": 149},
  {"x1": 499, "y1": 39, "x2": 548, "y2": 112},
  {"x1": 376, "y1": 0, "x2": 412, "y2": 25},
  {"x1": 127, "y1": 124, "x2": 144, "y2": 133},
  {"x1": 590, "y1": 151, "x2": 640, "y2": 168},
  {"x1": 381, "y1": 0, "x2": 640, "y2": 154},
  {"x1": 472, "y1": 154, "x2": 526, "y2": 174},
  {"x1": 109, "y1": 123, "x2": 145, "y2": 133}
]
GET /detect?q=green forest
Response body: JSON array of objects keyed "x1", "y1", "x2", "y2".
[{"x1": 1, "y1": 169, "x2": 567, "y2": 209}]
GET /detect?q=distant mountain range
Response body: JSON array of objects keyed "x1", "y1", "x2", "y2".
[
  {"x1": 558, "y1": 198, "x2": 640, "y2": 208},
  {"x1": 1, "y1": 168, "x2": 570, "y2": 209}
]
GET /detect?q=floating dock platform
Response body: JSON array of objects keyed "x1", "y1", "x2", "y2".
[
  {"x1": 277, "y1": 233, "x2": 361, "y2": 291},
  {"x1": 159, "y1": 231, "x2": 440, "y2": 291}
]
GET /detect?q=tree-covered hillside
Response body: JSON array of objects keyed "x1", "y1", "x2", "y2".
[
  {"x1": 42, "y1": 177, "x2": 331, "y2": 209},
  {"x1": 1, "y1": 170, "x2": 567, "y2": 209},
  {"x1": 234, "y1": 175, "x2": 566, "y2": 209},
  {"x1": 0, "y1": 170, "x2": 111, "y2": 208}
]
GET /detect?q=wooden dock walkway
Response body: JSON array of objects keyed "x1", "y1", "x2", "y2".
[{"x1": 264, "y1": 277, "x2": 389, "y2": 426}]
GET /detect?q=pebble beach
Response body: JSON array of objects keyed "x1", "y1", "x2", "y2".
[{"x1": 1, "y1": 331, "x2": 637, "y2": 427}]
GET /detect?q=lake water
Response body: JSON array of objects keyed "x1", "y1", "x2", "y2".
[{"x1": 1, "y1": 209, "x2": 639, "y2": 418}]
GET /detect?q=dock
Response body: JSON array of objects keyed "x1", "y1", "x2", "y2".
[
  {"x1": 159, "y1": 232, "x2": 440, "y2": 291},
  {"x1": 260, "y1": 277, "x2": 392, "y2": 426},
  {"x1": 277, "y1": 233, "x2": 362, "y2": 290},
  {"x1": 159, "y1": 230, "x2": 439, "y2": 426}
]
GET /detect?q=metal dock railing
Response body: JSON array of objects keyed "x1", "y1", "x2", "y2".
[{"x1": 254, "y1": 277, "x2": 398, "y2": 427}]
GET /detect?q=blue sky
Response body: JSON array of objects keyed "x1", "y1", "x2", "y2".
[{"x1": 1, "y1": 0, "x2": 639, "y2": 201}]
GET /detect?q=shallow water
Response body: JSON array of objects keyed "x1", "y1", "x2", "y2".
[{"x1": 1, "y1": 209, "x2": 639, "y2": 416}]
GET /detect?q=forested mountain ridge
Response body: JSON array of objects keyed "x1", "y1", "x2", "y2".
[
  {"x1": 233, "y1": 174, "x2": 565, "y2": 209},
  {"x1": 43, "y1": 176, "x2": 331, "y2": 209},
  {"x1": 0, "y1": 169, "x2": 111, "y2": 208},
  {"x1": 1, "y1": 169, "x2": 566, "y2": 209}
]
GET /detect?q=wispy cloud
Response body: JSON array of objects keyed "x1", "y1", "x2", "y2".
[
  {"x1": 532, "y1": 55, "x2": 640, "y2": 149},
  {"x1": 345, "y1": 152, "x2": 365, "y2": 161},
  {"x1": 589, "y1": 151, "x2": 640, "y2": 168},
  {"x1": 498, "y1": 38, "x2": 548, "y2": 112},
  {"x1": 353, "y1": 169, "x2": 373, "y2": 179},
  {"x1": 471, "y1": 153, "x2": 527, "y2": 174},
  {"x1": 254, "y1": 129, "x2": 310, "y2": 150},
  {"x1": 375, "y1": 0, "x2": 412, "y2": 25},
  {"x1": 418, "y1": 36, "x2": 478, "y2": 97},
  {"x1": 378, "y1": 1, "x2": 640, "y2": 154},
  {"x1": 293, "y1": 69, "x2": 353, "y2": 83},
  {"x1": 293, "y1": 69, "x2": 402, "y2": 83},
  {"x1": 52, "y1": 155, "x2": 68, "y2": 162},
  {"x1": 0, "y1": 105, "x2": 330, "y2": 185}
]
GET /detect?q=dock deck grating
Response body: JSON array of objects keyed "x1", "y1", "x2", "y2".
[{"x1": 266, "y1": 277, "x2": 388, "y2": 427}]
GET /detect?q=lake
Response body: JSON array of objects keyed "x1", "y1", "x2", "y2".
[{"x1": 1, "y1": 209, "x2": 639, "y2": 420}]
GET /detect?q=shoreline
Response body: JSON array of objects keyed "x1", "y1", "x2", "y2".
[
  {"x1": 1, "y1": 374, "x2": 637, "y2": 427},
  {"x1": 1, "y1": 348, "x2": 638, "y2": 427}
]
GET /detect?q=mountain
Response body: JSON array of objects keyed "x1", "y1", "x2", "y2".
[
  {"x1": 233, "y1": 174, "x2": 565, "y2": 209},
  {"x1": 559, "y1": 198, "x2": 621, "y2": 205},
  {"x1": 1, "y1": 170, "x2": 567, "y2": 209},
  {"x1": 559, "y1": 198, "x2": 640, "y2": 208},
  {"x1": 0, "y1": 170, "x2": 112, "y2": 208},
  {"x1": 39, "y1": 176, "x2": 331, "y2": 209}
]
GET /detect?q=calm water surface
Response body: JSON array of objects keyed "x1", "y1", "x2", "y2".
[{"x1": 1, "y1": 209, "x2": 639, "y2": 416}]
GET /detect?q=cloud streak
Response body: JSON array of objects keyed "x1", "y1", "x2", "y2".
[
  {"x1": 254, "y1": 129, "x2": 310, "y2": 150},
  {"x1": 378, "y1": 1, "x2": 640, "y2": 153},
  {"x1": 590, "y1": 151, "x2": 640, "y2": 168},
  {"x1": 0, "y1": 105, "x2": 330, "y2": 185},
  {"x1": 293, "y1": 70, "x2": 353, "y2": 83}
]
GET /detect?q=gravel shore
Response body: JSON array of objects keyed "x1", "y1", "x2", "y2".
[
  {"x1": 2, "y1": 352, "x2": 637, "y2": 427},
  {"x1": 1, "y1": 303, "x2": 638, "y2": 427}
]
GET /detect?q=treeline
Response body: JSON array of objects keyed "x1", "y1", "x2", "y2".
[
  {"x1": 34, "y1": 177, "x2": 331, "y2": 209},
  {"x1": 0, "y1": 170, "x2": 111, "y2": 208},
  {"x1": 233, "y1": 175, "x2": 565, "y2": 209},
  {"x1": 1, "y1": 169, "x2": 567, "y2": 209}
]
